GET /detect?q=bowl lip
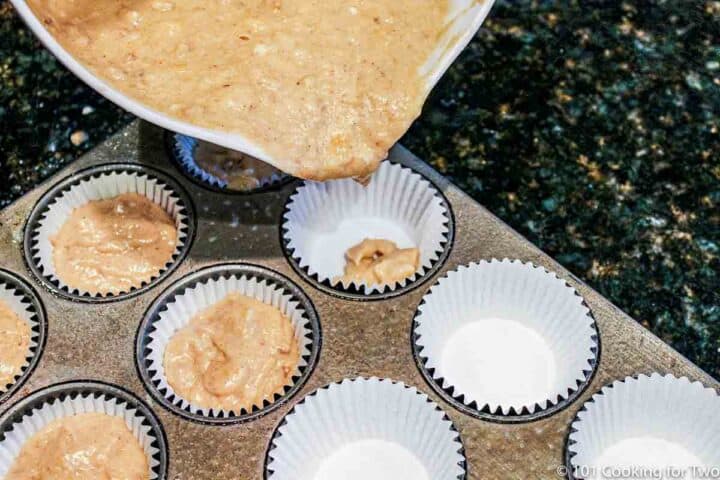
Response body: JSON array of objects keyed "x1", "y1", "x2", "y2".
[
  {"x1": 0, "y1": 268, "x2": 48, "y2": 405},
  {"x1": 9, "y1": 0, "x2": 271, "y2": 165},
  {"x1": 411, "y1": 259, "x2": 602, "y2": 423},
  {"x1": 134, "y1": 262, "x2": 323, "y2": 426},
  {"x1": 9, "y1": 0, "x2": 496, "y2": 173},
  {"x1": 279, "y1": 160, "x2": 456, "y2": 302},
  {"x1": 22, "y1": 162, "x2": 197, "y2": 303},
  {"x1": 0, "y1": 379, "x2": 169, "y2": 480},
  {"x1": 262, "y1": 376, "x2": 468, "y2": 480},
  {"x1": 163, "y1": 130, "x2": 295, "y2": 195},
  {"x1": 422, "y1": 0, "x2": 497, "y2": 93}
]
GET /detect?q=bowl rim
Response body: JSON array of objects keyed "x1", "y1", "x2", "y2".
[{"x1": 9, "y1": 0, "x2": 496, "y2": 175}]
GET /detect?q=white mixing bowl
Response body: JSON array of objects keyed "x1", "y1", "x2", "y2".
[{"x1": 11, "y1": 0, "x2": 495, "y2": 173}]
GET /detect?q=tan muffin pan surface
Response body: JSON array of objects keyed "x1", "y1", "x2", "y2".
[{"x1": 0, "y1": 121, "x2": 717, "y2": 479}]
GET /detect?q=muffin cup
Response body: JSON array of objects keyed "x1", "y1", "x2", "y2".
[
  {"x1": 0, "y1": 380, "x2": 168, "y2": 479},
  {"x1": 24, "y1": 163, "x2": 195, "y2": 302},
  {"x1": 281, "y1": 161, "x2": 454, "y2": 300},
  {"x1": 168, "y1": 132, "x2": 289, "y2": 193},
  {"x1": 136, "y1": 263, "x2": 322, "y2": 424},
  {"x1": 0, "y1": 269, "x2": 47, "y2": 403},
  {"x1": 566, "y1": 373, "x2": 720, "y2": 480},
  {"x1": 265, "y1": 377, "x2": 466, "y2": 479},
  {"x1": 413, "y1": 259, "x2": 600, "y2": 422}
]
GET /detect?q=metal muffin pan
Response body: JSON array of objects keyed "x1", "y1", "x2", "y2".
[
  {"x1": 0, "y1": 380, "x2": 169, "y2": 478},
  {"x1": 0, "y1": 268, "x2": 47, "y2": 403},
  {"x1": 23, "y1": 162, "x2": 196, "y2": 303},
  {"x1": 0, "y1": 121, "x2": 716, "y2": 479},
  {"x1": 165, "y1": 131, "x2": 293, "y2": 195},
  {"x1": 280, "y1": 160, "x2": 456, "y2": 302},
  {"x1": 136, "y1": 263, "x2": 322, "y2": 425},
  {"x1": 411, "y1": 261, "x2": 601, "y2": 424}
]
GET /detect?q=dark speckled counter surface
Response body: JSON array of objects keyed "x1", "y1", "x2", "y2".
[{"x1": 1, "y1": 0, "x2": 719, "y2": 378}]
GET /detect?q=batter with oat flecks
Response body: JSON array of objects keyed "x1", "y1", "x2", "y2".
[
  {"x1": 51, "y1": 193, "x2": 178, "y2": 295},
  {"x1": 6, "y1": 412, "x2": 149, "y2": 480},
  {"x1": 26, "y1": 0, "x2": 449, "y2": 180},
  {"x1": 163, "y1": 293, "x2": 300, "y2": 412},
  {"x1": 0, "y1": 299, "x2": 30, "y2": 388}
]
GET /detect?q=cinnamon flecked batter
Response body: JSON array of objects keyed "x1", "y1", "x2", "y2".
[
  {"x1": 194, "y1": 140, "x2": 282, "y2": 191},
  {"x1": 6, "y1": 412, "x2": 149, "y2": 480},
  {"x1": 51, "y1": 193, "x2": 178, "y2": 295},
  {"x1": 337, "y1": 238, "x2": 420, "y2": 286},
  {"x1": 26, "y1": 0, "x2": 449, "y2": 180},
  {"x1": 163, "y1": 293, "x2": 300, "y2": 412},
  {"x1": 0, "y1": 300, "x2": 31, "y2": 388}
]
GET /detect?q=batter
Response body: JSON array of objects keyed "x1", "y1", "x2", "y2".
[
  {"x1": 337, "y1": 238, "x2": 420, "y2": 286},
  {"x1": 51, "y1": 193, "x2": 178, "y2": 295},
  {"x1": 164, "y1": 293, "x2": 300, "y2": 411},
  {"x1": 194, "y1": 140, "x2": 282, "y2": 191},
  {"x1": 26, "y1": 0, "x2": 449, "y2": 180},
  {"x1": 0, "y1": 300, "x2": 31, "y2": 388},
  {"x1": 5, "y1": 412, "x2": 149, "y2": 480}
]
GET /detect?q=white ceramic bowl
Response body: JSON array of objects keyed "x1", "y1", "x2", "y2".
[{"x1": 10, "y1": 0, "x2": 495, "y2": 174}]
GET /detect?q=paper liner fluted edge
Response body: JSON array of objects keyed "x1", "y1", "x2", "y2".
[
  {"x1": 564, "y1": 372, "x2": 720, "y2": 480},
  {"x1": 136, "y1": 263, "x2": 322, "y2": 425},
  {"x1": 0, "y1": 380, "x2": 168, "y2": 479},
  {"x1": 412, "y1": 258, "x2": 600, "y2": 423},
  {"x1": 0, "y1": 270, "x2": 47, "y2": 403},
  {"x1": 168, "y1": 132, "x2": 290, "y2": 193},
  {"x1": 264, "y1": 376, "x2": 467, "y2": 479},
  {"x1": 23, "y1": 163, "x2": 196, "y2": 302},
  {"x1": 280, "y1": 161, "x2": 454, "y2": 301}
]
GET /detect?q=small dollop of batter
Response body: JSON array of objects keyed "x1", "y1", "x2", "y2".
[
  {"x1": 51, "y1": 192, "x2": 178, "y2": 295},
  {"x1": 336, "y1": 238, "x2": 420, "y2": 286},
  {"x1": 6, "y1": 412, "x2": 149, "y2": 480},
  {"x1": 163, "y1": 293, "x2": 300, "y2": 412},
  {"x1": 194, "y1": 140, "x2": 282, "y2": 191},
  {"x1": 0, "y1": 300, "x2": 31, "y2": 388}
]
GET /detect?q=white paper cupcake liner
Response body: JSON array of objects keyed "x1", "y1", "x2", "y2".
[
  {"x1": 413, "y1": 259, "x2": 599, "y2": 421},
  {"x1": 567, "y1": 373, "x2": 720, "y2": 480},
  {"x1": 170, "y1": 133, "x2": 289, "y2": 192},
  {"x1": 282, "y1": 161, "x2": 453, "y2": 299},
  {"x1": 136, "y1": 263, "x2": 321, "y2": 424},
  {"x1": 265, "y1": 377, "x2": 466, "y2": 480},
  {"x1": 24, "y1": 163, "x2": 195, "y2": 301},
  {"x1": 0, "y1": 270, "x2": 46, "y2": 402},
  {"x1": 0, "y1": 381, "x2": 168, "y2": 479}
]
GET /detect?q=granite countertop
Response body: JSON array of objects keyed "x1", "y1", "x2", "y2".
[{"x1": 1, "y1": 1, "x2": 718, "y2": 377}]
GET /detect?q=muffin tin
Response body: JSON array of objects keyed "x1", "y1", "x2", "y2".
[
  {"x1": 413, "y1": 259, "x2": 600, "y2": 422},
  {"x1": 0, "y1": 120, "x2": 716, "y2": 479},
  {"x1": 281, "y1": 160, "x2": 454, "y2": 300},
  {"x1": 0, "y1": 269, "x2": 46, "y2": 403},
  {"x1": 167, "y1": 132, "x2": 291, "y2": 194},
  {"x1": 0, "y1": 380, "x2": 168, "y2": 478},
  {"x1": 23, "y1": 162, "x2": 195, "y2": 302},
  {"x1": 136, "y1": 263, "x2": 322, "y2": 425}
]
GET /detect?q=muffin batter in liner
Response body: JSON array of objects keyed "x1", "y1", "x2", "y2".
[
  {"x1": 413, "y1": 259, "x2": 599, "y2": 421},
  {"x1": 24, "y1": 163, "x2": 194, "y2": 301},
  {"x1": 265, "y1": 377, "x2": 466, "y2": 479},
  {"x1": 170, "y1": 133, "x2": 288, "y2": 193},
  {"x1": 0, "y1": 270, "x2": 46, "y2": 403},
  {"x1": 566, "y1": 373, "x2": 720, "y2": 480},
  {"x1": 282, "y1": 161, "x2": 453, "y2": 299},
  {"x1": 0, "y1": 381, "x2": 167, "y2": 479},
  {"x1": 137, "y1": 264, "x2": 320, "y2": 424}
]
